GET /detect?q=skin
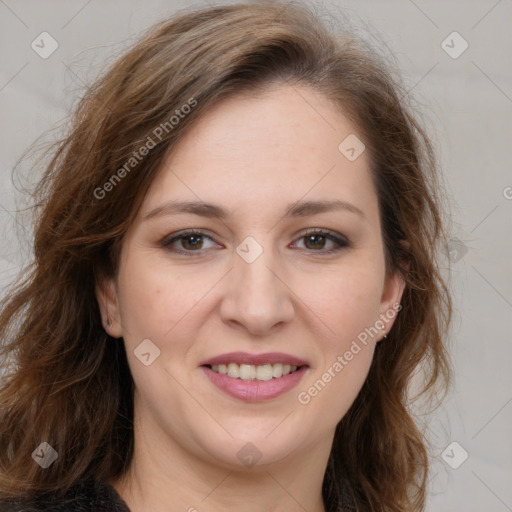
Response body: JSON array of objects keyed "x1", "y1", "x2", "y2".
[{"x1": 97, "y1": 84, "x2": 406, "y2": 512}]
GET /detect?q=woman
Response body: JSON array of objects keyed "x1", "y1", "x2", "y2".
[{"x1": 0, "y1": 1, "x2": 452, "y2": 511}]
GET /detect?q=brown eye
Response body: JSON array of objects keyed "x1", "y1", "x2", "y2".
[
  {"x1": 162, "y1": 230, "x2": 218, "y2": 255},
  {"x1": 294, "y1": 229, "x2": 348, "y2": 253},
  {"x1": 180, "y1": 234, "x2": 204, "y2": 251},
  {"x1": 304, "y1": 233, "x2": 327, "y2": 250},
  {"x1": 162, "y1": 228, "x2": 348, "y2": 256}
]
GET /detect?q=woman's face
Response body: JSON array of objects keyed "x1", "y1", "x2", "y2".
[{"x1": 98, "y1": 84, "x2": 405, "y2": 470}]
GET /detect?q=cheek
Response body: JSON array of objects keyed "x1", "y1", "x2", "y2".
[
  {"x1": 297, "y1": 259, "x2": 384, "y2": 341},
  {"x1": 117, "y1": 248, "x2": 385, "y2": 352},
  {"x1": 116, "y1": 256, "x2": 209, "y2": 343},
  {"x1": 292, "y1": 260, "x2": 383, "y2": 414}
]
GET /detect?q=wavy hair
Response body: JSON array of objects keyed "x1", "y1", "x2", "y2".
[{"x1": 0, "y1": 2, "x2": 452, "y2": 510}]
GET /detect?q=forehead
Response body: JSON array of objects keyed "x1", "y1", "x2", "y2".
[{"x1": 140, "y1": 84, "x2": 378, "y2": 224}]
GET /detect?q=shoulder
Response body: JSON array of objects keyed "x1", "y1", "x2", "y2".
[{"x1": 0, "y1": 480, "x2": 131, "y2": 512}]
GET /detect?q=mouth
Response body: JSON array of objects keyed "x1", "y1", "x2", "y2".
[{"x1": 198, "y1": 352, "x2": 309, "y2": 402}]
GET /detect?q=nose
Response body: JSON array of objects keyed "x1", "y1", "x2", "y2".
[{"x1": 219, "y1": 243, "x2": 295, "y2": 336}]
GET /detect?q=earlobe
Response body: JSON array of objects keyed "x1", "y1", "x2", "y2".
[{"x1": 95, "y1": 276, "x2": 123, "y2": 338}]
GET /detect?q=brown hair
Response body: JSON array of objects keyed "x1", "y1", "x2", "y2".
[{"x1": 0, "y1": 2, "x2": 452, "y2": 510}]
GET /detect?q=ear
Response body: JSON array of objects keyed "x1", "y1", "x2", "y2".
[
  {"x1": 95, "y1": 275, "x2": 123, "y2": 338},
  {"x1": 377, "y1": 241, "x2": 410, "y2": 340}
]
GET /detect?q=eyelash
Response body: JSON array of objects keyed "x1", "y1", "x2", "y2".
[{"x1": 162, "y1": 228, "x2": 349, "y2": 256}]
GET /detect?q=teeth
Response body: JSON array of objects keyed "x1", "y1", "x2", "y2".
[
  {"x1": 256, "y1": 364, "x2": 273, "y2": 381},
  {"x1": 209, "y1": 363, "x2": 300, "y2": 380},
  {"x1": 227, "y1": 363, "x2": 239, "y2": 378},
  {"x1": 272, "y1": 363, "x2": 283, "y2": 378},
  {"x1": 240, "y1": 364, "x2": 256, "y2": 380}
]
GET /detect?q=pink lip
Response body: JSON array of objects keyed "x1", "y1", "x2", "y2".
[
  {"x1": 199, "y1": 351, "x2": 309, "y2": 367},
  {"x1": 200, "y1": 365, "x2": 308, "y2": 402}
]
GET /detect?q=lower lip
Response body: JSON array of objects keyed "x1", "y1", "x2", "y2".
[{"x1": 200, "y1": 366, "x2": 308, "y2": 402}]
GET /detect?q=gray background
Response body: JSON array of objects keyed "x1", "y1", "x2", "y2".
[{"x1": 1, "y1": 1, "x2": 511, "y2": 510}]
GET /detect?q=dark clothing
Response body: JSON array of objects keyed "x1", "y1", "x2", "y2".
[
  {"x1": 0, "y1": 480, "x2": 130, "y2": 512},
  {"x1": 0, "y1": 479, "x2": 357, "y2": 511}
]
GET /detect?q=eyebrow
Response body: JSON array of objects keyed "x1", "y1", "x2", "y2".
[{"x1": 143, "y1": 199, "x2": 365, "y2": 221}]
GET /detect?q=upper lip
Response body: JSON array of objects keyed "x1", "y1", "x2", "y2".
[{"x1": 199, "y1": 351, "x2": 309, "y2": 367}]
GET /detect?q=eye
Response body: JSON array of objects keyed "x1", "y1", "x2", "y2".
[
  {"x1": 161, "y1": 228, "x2": 349, "y2": 256},
  {"x1": 162, "y1": 230, "x2": 219, "y2": 255},
  {"x1": 292, "y1": 228, "x2": 348, "y2": 254}
]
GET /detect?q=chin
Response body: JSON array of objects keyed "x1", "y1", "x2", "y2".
[{"x1": 191, "y1": 424, "x2": 308, "y2": 471}]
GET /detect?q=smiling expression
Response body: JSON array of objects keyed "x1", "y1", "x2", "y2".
[{"x1": 97, "y1": 83, "x2": 405, "y2": 469}]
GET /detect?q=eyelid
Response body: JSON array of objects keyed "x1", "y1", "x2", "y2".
[{"x1": 298, "y1": 227, "x2": 349, "y2": 244}]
